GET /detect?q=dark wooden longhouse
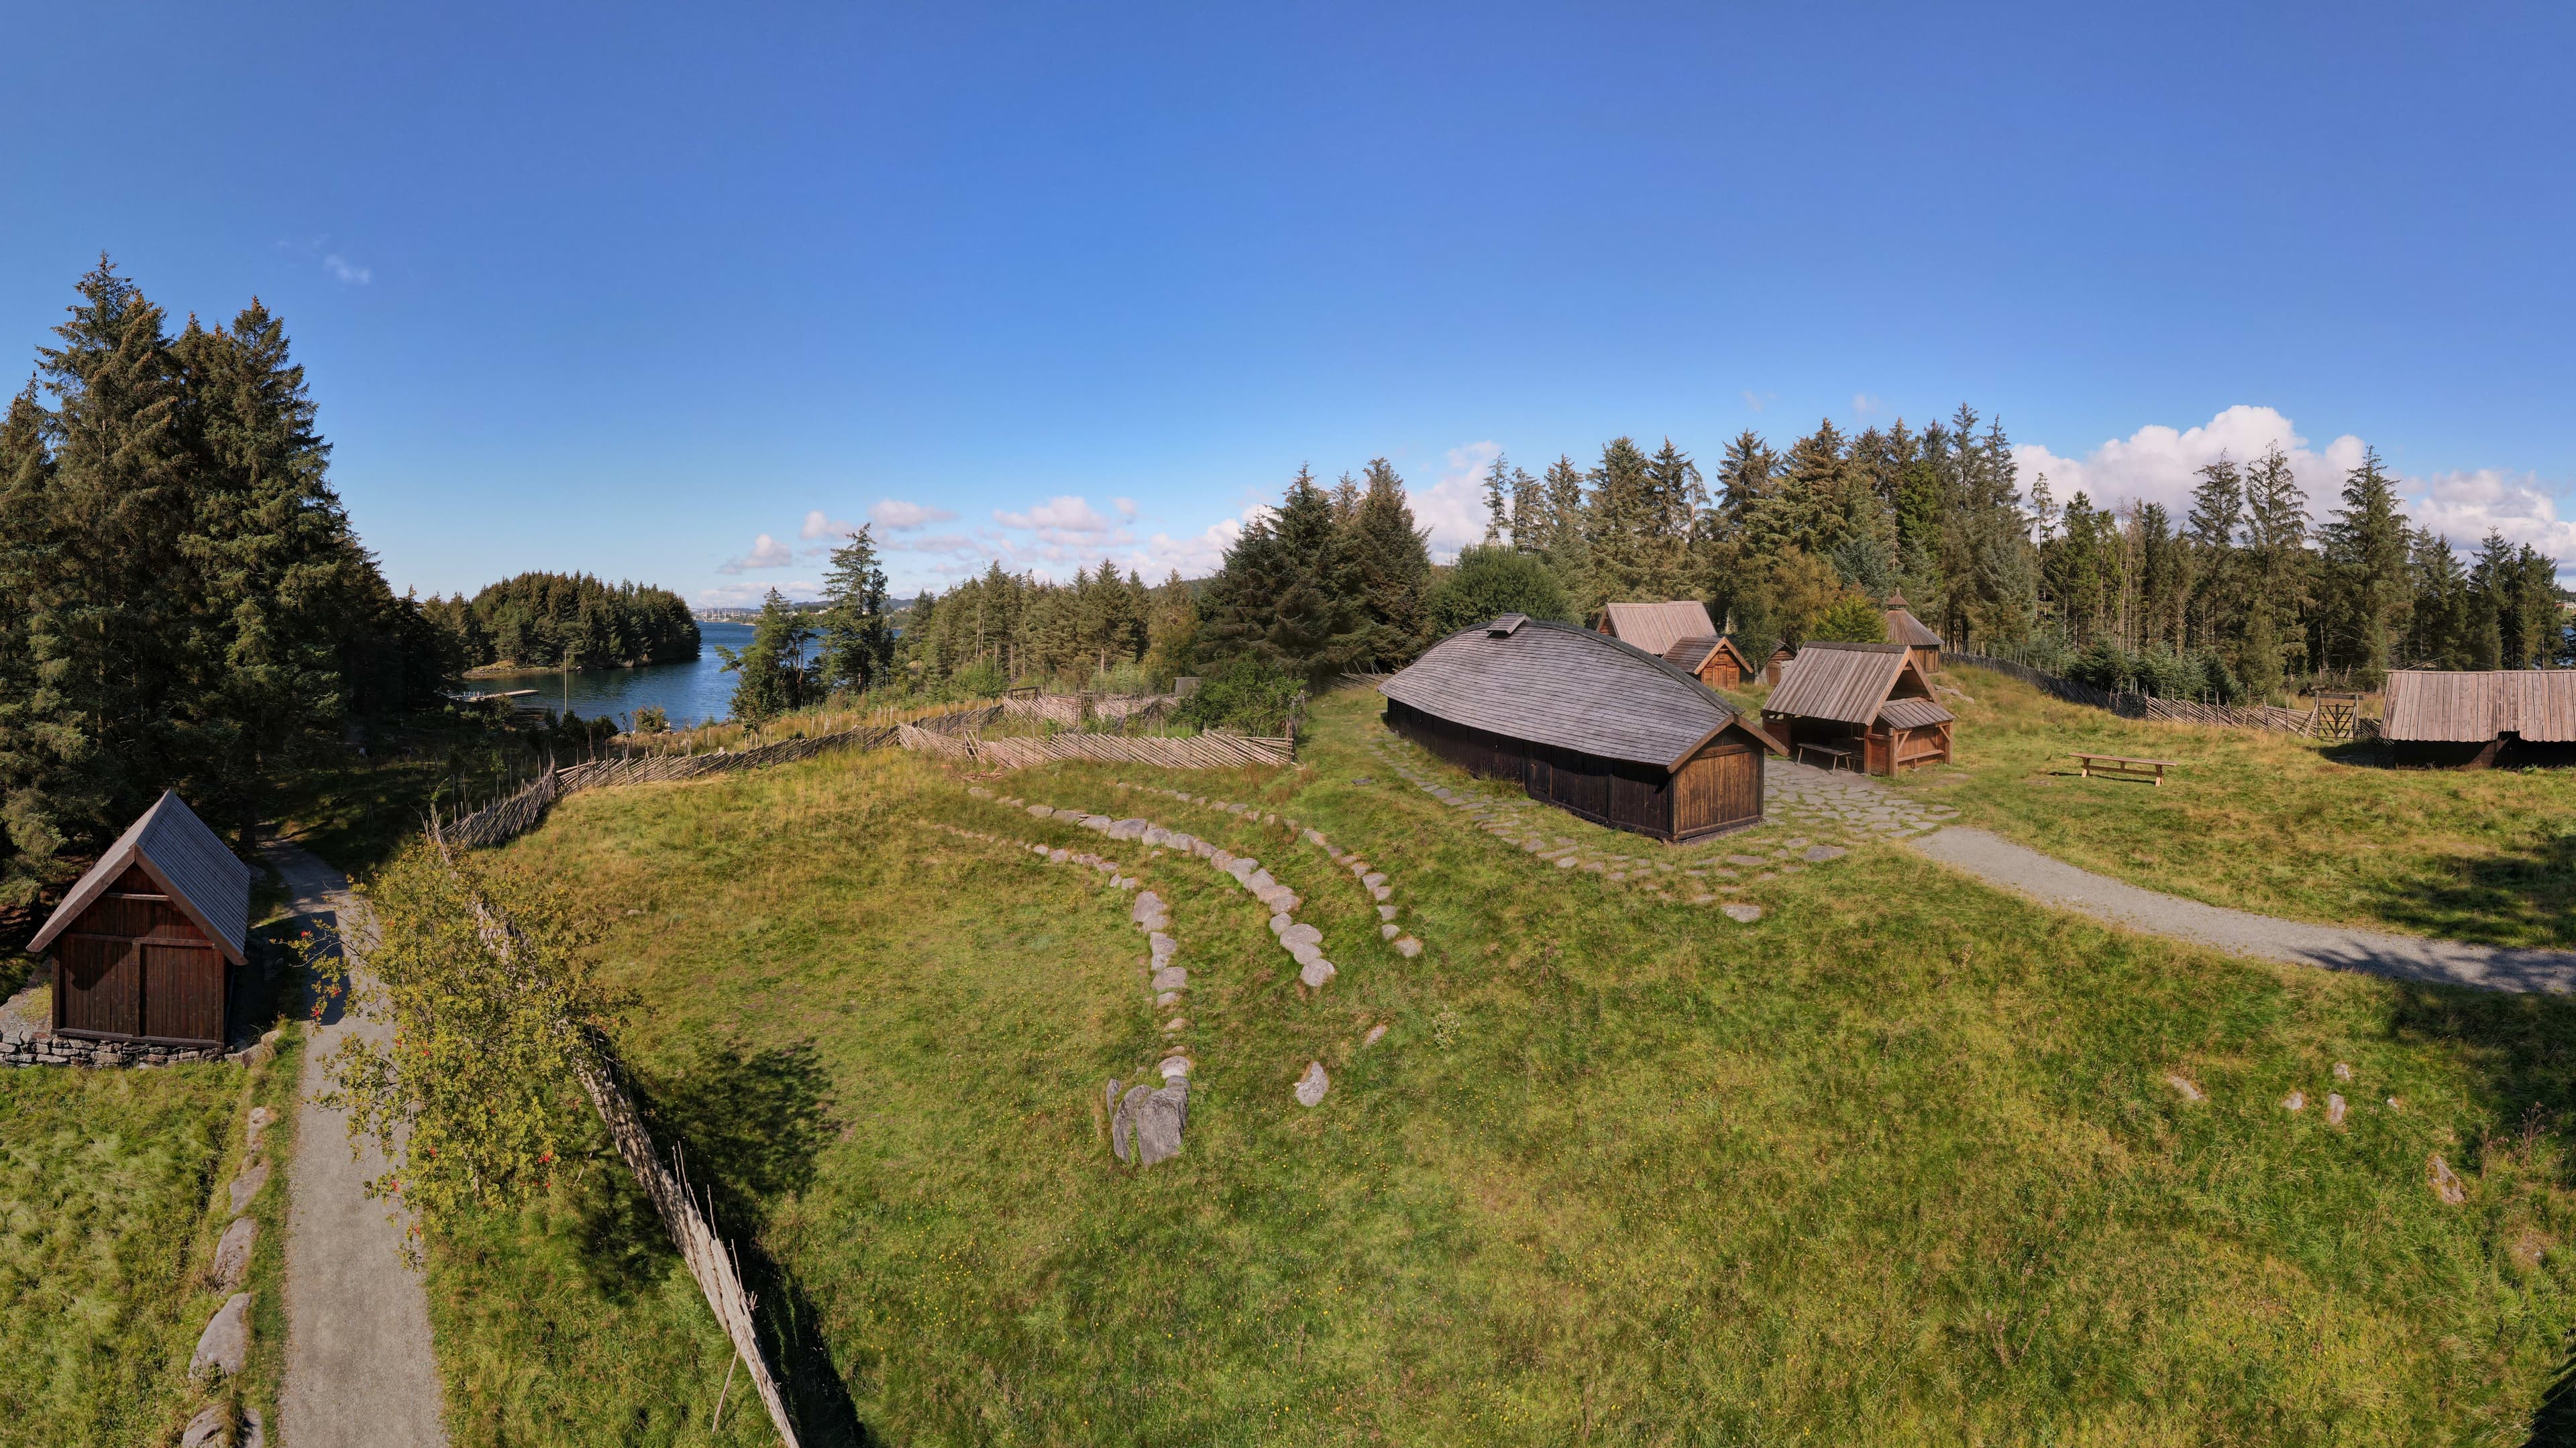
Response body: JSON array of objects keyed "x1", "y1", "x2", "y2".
[
  {"x1": 26, "y1": 791, "x2": 250, "y2": 1047},
  {"x1": 2381, "y1": 670, "x2": 2576, "y2": 767},
  {"x1": 1380, "y1": 615, "x2": 1781, "y2": 841}
]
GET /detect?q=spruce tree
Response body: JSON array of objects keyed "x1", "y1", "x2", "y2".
[
  {"x1": 2319, "y1": 446, "x2": 2409, "y2": 677},
  {"x1": 1341, "y1": 459, "x2": 1433, "y2": 669},
  {"x1": 814, "y1": 524, "x2": 894, "y2": 695},
  {"x1": 1580, "y1": 436, "x2": 1657, "y2": 606},
  {"x1": 718, "y1": 589, "x2": 815, "y2": 721},
  {"x1": 1481, "y1": 453, "x2": 1511, "y2": 545}
]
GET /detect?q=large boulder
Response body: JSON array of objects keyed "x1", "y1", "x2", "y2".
[
  {"x1": 1293, "y1": 1061, "x2": 1330, "y2": 1107},
  {"x1": 1280, "y1": 922, "x2": 1322, "y2": 949},
  {"x1": 227, "y1": 1160, "x2": 270, "y2": 1215},
  {"x1": 1130, "y1": 892, "x2": 1167, "y2": 926},
  {"x1": 190, "y1": 1292, "x2": 252, "y2": 1379},
  {"x1": 1112, "y1": 1083, "x2": 1155, "y2": 1162},
  {"x1": 1134, "y1": 1081, "x2": 1189, "y2": 1166},
  {"x1": 212, "y1": 1216, "x2": 257, "y2": 1291}
]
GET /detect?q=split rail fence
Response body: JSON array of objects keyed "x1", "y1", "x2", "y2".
[{"x1": 1946, "y1": 651, "x2": 2379, "y2": 740}]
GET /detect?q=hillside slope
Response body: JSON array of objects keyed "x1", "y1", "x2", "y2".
[{"x1": 423, "y1": 687, "x2": 2576, "y2": 1445}]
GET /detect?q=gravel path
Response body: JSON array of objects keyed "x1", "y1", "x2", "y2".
[
  {"x1": 1909, "y1": 825, "x2": 2576, "y2": 995},
  {"x1": 266, "y1": 842, "x2": 449, "y2": 1447}
]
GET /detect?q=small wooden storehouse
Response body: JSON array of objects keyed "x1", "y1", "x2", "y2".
[
  {"x1": 1597, "y1": 600, "x2": 1719, "y2": 659},
  {"x1": 1883, "y1": 592, "x2": 1943, "y2": 674},
  {"x1": 1762, "y1": 641, "x2": 1955, "y2": 775},
  {"x1": 2381, "y1": 670, "x2": 2576, "y2": 767},
  {"x1": 1663, "y1": 634, "x2": 1758, "y2": 689},
  {"x1": 1381, "y1": 614, "x2": 1782, "y2": 841},
  {"x1": 26, "y1": 792, "x2": 250, "y2": 1047},
  {"x1": 1764, "y1": 642, "x2": 1796, "y2": 686}
]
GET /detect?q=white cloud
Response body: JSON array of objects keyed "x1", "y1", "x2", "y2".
[
  {"x1": 1743, "y1": 390, "x2": 1777, "y2": 412},
  {"x1": 1852, "y1": 392, "x2": 1882, "y2": 417},
  {"x1": 993, "y1": 496, "x2": 1114, "y2": 533},
  {"x1": 799, "y1": 510, "x2": 859, "y2": 540},
  {"x1": 2407, "y1": 468, "x2": 2576, "y2": 575},
  {"x1": 1114, "y1": 496, "x2": 1139, "y2": 521},
  {"x1": 694, "y1": 579, "x2": 820, "y2": 608},
  {"x1": 717, "y1": 533, "x2": 796, "y2": 573},
  {"x1": 1411, "y1": 443, "x2": 1500, "y2": 562},
  {"x1": 869, "y1": 499, "x2": 956, "y2": 532},
  {"x1": 2016, "y1": 404, "x2": 2575, "y2": 581},
  {"x1": 2013, "y1": 405, "x2": 2367, "y2": 518},
  {"x1": 323, "y1": 254, "x2": 370, "y2": 285}
]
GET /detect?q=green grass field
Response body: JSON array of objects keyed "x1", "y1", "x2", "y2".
[
  {"x1": 1870, "y1": 665, "x2": 2576, "y2": 950},
  {"x1": 403, "y1": 685, "x2": 2576, "y2": 1445},
  {"x1": 0, "y1": 1026, "x2": 304, "y2": 1446}
]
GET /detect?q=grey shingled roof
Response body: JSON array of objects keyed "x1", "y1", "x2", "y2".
[
  {"x1": 1599, "y1": 600, "x2": 1718, "y2": 659},
  {"x1": 1765, "y1": 642, "x2": 1916, "y2": 726},
  {"x1": 1381, "y1": 618, "x2": 1777, "y2": 770},
  {"x1": 27, "y1": 791, "x2": 251, "y2": 964}
]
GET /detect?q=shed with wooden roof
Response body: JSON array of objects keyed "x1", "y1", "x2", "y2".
[
  {"x1": 1663, "y1": 634, "x2": 1757, "y2": 690},
  {"x1": 1882, "y1": 592, "x2": 1943, "y2": 674},
  {"x1": 2381, "y1": 669, "x2": 2576, "y2": 767},
  {"x1": 1763, "y1": 641, "x2": 1796, "y2": 686},
  {"x1": 1762, "y1": 642, "x2": 1955, "y2": 775},
  {"x1": 25, "y1": 791, "x2": 251, "y2": 1048},
  {"x1": 1380, "y1": 614, "x2": 1781, "y2": 841},
  {"x1": 1596, "y1": 600, "x2": 1718, "y2": 659}
]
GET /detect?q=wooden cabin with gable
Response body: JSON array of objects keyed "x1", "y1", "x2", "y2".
[
  {"x1": 1883, "y1": 592, "x2": 1943, "y2": 674},
  {"x1": 26, "y1": 791, "x2": 250, "y2": 1048},
  {"x1": 2381, "y1": 669, "x2": 2576, "y2": 767},
  {"x1": 1662, "y1": 634, "x2": 1758, "y2": 690},
  {"x1": 1381, "y1": 614, "x2": 1781, "y2": 841},
  {"x1": 1761, "y1": 641, "x2": 1955, "y2": 775},
  {"x1": 1596, "y1": 600, "x2": 1719, "y2": 659},
  {"x1": 1764, "y1": 641, "x2": 1796, "y2": 686}
]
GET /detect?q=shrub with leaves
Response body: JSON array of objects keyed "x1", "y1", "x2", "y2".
[
  {"x1": 1805, "y1": 594, "x2": 1889, "y2": 644},
  {"x1": 317, "y1": 840, "x2": 626, "y2": 1251},
  {"x1": 1175, "y1": 657, "x2": 1305, "y2": 736}
]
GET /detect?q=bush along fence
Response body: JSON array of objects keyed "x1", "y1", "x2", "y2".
[
  {"x1": 441, "y1": 724, "x2": 900, "y2": 849},
  {"x1": 1946, "y1": 651, "x2": 2380, "y2": 740},
  {"x1": 426, "y1": 824, "x2": 805, "y2": 1447}
]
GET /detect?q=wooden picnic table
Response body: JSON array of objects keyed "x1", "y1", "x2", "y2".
[
  {"x1": 2072, "y1": 752, "x2": 2180, "y2": 785},
  {"x1": 1795, "y1": 740, "x2": 1860, "y2": 772}
]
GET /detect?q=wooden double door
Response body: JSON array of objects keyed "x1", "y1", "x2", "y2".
[{"x1": 56, "y1": 934, "x2": 229, "y2": 1044}]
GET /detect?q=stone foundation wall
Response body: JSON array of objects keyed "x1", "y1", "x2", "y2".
[{"x1": 0, "y1": 1027, "x2": 231, "y2": 1068}]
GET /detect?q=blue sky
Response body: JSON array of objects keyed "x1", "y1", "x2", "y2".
[{"x1": 5, "y1": 2, "x2": 2571, "y2": 602}]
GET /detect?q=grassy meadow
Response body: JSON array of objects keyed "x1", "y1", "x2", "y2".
[
  {"x1": 1861, "y1": 665, "x2": 2576, "y2": 949},
  {"x1": 403, "y1": 685, "x2": 2576, "y2": 1445},
  {"x1": 0, "y1": 1027, "x2": 305, "y2": 1446}
]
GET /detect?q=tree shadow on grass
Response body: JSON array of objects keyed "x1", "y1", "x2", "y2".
[
  {"x1": 2361, "y1": 829, "x2": 2576, "y2": 951},
  {"x1": 2375, "y1": 983, "x2": 2576, "y2": 1446},
  {"x1": 623, "y1": 1036, "x2": 873, "y2": 1447}
]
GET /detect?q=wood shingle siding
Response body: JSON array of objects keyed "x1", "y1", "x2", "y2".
[{"x1": 1379, "y1": 617, "x2": 1776, "y2": 840}]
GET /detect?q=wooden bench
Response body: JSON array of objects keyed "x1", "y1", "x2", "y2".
[
  {"x1": 1795, "y1": 740, "x2": 1860, "y2": 772},
  {"x1": 2072, "y1": 753, "x2": 2180, "y2": 785}
]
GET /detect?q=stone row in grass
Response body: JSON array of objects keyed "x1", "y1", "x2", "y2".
[
  {"x1": 970, "y1": 787, "x2": 1356, "y2": 1109},
  {"x1": 2163, "y1": 1061, "x2": 2465, "y2": 1205},
  {"x1": 173, "y1": 1098, "x2": 282, "y2": 1447},
  {"x1": 1105, "y1": 780, "x2": 1424, "y2": 958},
  {"x1": 935, "y1": 818, "x2": 1193, "y2": 1167},
  {"x1": 1362, "y1": 734, "x2": 1769, "y2": 922}
]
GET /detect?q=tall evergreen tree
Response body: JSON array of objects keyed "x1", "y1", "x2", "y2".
[
  {"x1": 813, "y1": 523, "x2": 894, "y2": 695},
  {"x1": 1198, "y1": 465, "x2": 1354, "y2": 681},
  {"x1": 1340, "y1": 459, "x2": 1434, "y2": 669},
  {"x1": 2318, "y1": 446, "x2": 2409, "y2": 677},
  {"x1": 718, "y1": 589, "x2": 816, "y2": 721},
  {"x1": 1480, "y1": 453, "x2": 1511, "y2": 545}
]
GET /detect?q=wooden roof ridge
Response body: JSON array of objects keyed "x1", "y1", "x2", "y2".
[
  {"x1": 1382, "y1": 616, "x2": 1779, "y2": 769},
  {"x1": 1882, "y1": 596, "x2": 1943, "y2": 648},
  {"x1": 27, "y1": 791, "x2": 252, "y2": 964},
  {"x1": 1765, "y1": 642, "x2": 1925, "y2": 725},
  {"x1": 1598, "y1": 600, "x2": 1719, "y2": 658},
  {"x1": 2384, "y1": 668, "x2": 2576, "y2": 742}
]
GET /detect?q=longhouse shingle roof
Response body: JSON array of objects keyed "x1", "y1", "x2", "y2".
[
  {"x1": 1765, "y1": 642, "x2": 1915, "y2": 726},
  {"x1": 1599, "y1": 600, "x2": 1717, "y2": 659},
  {"x1": 2383, "y1": 670, "x2": 2576, "y2": 742},
  {"x1": 28, "y1": 791, "x2": 251, "y2": 964},
  {"x1": 1381, "y1": 618, "x2": 1776, "y2": 770}
]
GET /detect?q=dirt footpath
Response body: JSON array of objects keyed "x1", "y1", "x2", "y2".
[{"x1": 266, "y1": 842, "x2": 449, "y2": 1447}]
